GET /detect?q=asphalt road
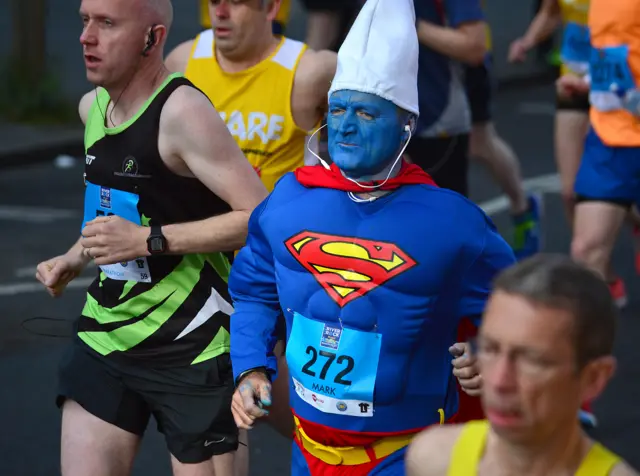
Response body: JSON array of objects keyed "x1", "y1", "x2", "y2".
[{"x1": 1, "y1": 83, "x2": 640, "y2": 475}]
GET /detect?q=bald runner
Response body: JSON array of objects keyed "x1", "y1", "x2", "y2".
[{"x1": 36, "y1": 0, "x2": 266, "y2": 475}]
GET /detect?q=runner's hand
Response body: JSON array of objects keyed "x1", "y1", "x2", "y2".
[
  {"x1": 231, "y1": 372, "x2": 272, "y2": 430},
  {"x1": 81, "y1": 215, "x2": 148, "y2": 265},
  {"x1": 36, "y1": 255, "x2": 84, "y2": 298},
  {"x1": 450, "y1": 342, "x2": 482, "y2": 397},
  {"x1": 556, "y1": 74, "x2": 590, "y2": 99},
  {"x1": 508, "y1": 38, "x2": 529, "y2": 63}
]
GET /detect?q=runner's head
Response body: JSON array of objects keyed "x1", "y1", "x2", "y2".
[
  {"x1": 79, "y1": 0, "x2": 173, "y2": 87},
  {"x1": 209, "y1": 0, "x2": 281, "y2": 59},
  {"x1": 327, "y1": 91, "x2": 413, "y2": 178},
  {"x1": 478, "y1": 254, "x2": 617, "y2": 445},
  {"x1": 326, "y1": 0, "x2": 419, "y2": 180}
]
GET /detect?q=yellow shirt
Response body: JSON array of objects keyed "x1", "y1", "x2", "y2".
[
  {"x1": 447, "y1": 420, "x2": 621, "y2": 476},
  {"x1": 199, "y1": 0, "x2": 291, "y2": 30},
  {"x1": 185, "y1": 31, "x2": 317, "y2": 191},
  {"x1": 481, "y1": 1, "x2": 492, "y2": 52},
  {"x1": 559, "y1": 0, "x2": 590, "y2": 25}
]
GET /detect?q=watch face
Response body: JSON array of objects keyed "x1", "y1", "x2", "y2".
[{"x1": 150, "y1": 237, "x2": 164, "y2": 252}]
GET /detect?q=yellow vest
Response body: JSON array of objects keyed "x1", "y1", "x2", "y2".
[
  {"x1": 447, "y1": 420, "x2": 621, "y2": 476},
  {"x1": 185, "y1": 31, "x2": 316, "y2": 192},
  {"x1": 560, "y1": 0, "x2": 590, "y2": 25},
  {"x1": 199, "y1": 0, "x2": 291, "y2": 29},
  {"x1": 480, "y1": 1, "x2": 492, "y2": 52}
]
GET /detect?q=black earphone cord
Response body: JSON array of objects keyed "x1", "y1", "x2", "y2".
[{"x1": 96, "y1": 24, "x2": 157, "y2": 127}]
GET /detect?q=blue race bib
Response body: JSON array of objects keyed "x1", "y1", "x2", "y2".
[
  {"x1": 82, "y1": 181, "x2": 152, "y2": 282},
  {"x1": 286, "y1": 311, "x2": 381, "y2": 417},
  {"x1": 560, "y1": 22, "x2": 591, "y2": 71},
  {"x1": 590, "y1": 45, "x2": 635, "y2": 93}
]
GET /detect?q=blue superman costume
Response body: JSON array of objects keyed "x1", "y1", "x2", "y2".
[{"x1": 229, "y1": 0, "x2": 515, "y2": 474}]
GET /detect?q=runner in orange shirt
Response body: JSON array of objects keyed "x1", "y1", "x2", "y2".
[{"x1": 558, "y1": 0, "x2": 640, "y2": 308}]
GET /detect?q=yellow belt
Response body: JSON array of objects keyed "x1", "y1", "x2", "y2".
[{"x1": 293, "y1": 411, "x2": 444, "y2": 466}]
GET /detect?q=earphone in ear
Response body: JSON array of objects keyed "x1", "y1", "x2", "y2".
[
  {"x1": 142, "y1": 25, "x2": 157, "y2": 57},
  {"x1": 404, "y1": 124, "x2": 411, "y2": 132}
]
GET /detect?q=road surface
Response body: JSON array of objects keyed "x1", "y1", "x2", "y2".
[{"x1": 1, "y1": 83, "x2": 639, "y2": 474}]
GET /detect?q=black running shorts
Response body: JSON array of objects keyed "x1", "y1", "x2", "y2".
[
  {"x1": 465, "y1": 55, "x2": 495, "y2": 124},
  {"x1": 556, "y1": 91, "x2": 590, "y2": 112},
  {"x1": 405, "y1": 134, "x2": 471, "y2": 197},
  {"x1": 56, "y1": 341, "x2": 239, "y2": 464}
]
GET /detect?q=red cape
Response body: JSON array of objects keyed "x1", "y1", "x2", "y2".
[{"x1": 294, "y1": 161, "x2": 437, "y2": 191}]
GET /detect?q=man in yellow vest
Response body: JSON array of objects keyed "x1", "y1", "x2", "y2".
[
  {"x1": 200, "y1": 0, "x2": 291, "y2": 35},
  {"x1": 166, "y1": 0, "x2": 337, "y2": 451},
  {"x1": 171, "y1": 0, "x2": 335, "y2": 193},
  {"x1": 405, "y1": 254, "x2": 638, "y2": 476}
]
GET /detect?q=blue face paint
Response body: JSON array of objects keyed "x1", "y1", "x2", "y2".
[{"x1": 327, "y1": 90, "x2": 407, "y2": 179}]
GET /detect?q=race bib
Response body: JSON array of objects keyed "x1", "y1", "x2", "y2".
[
  {"x1": 590, "y1": 45, "x2": 636, "y2": 111},
  {"x1": 286, "y1": 311, "x2": 381, "y2": 417},
  {"x1": 82, "y1": 181, "x2": 152, "y2": 283},
  {"x1": 560, "y1": 22, "x2": 591, "y2": 75}
]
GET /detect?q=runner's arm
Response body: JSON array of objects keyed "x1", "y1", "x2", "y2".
[
  {"x1": 165, "y1": 40, "x2": 193, "y2": 73},
  {"x1": 159, "y1": 86, "x2": 269, "y2": 254},
  {"x1": 292, "y1": 49, "x2": 337, "y2": 129},
  {"x1": 415, "y1": 0, "x2": 486, "y2": 65},
  {"x1": 309, "y1": 50, "x2": 337, "y2": 117},
  {"x1": 405, "y1": 426, "x2": 461, "y2": 475},
  {"x1": 456, "y1": 214, "x2": 516, "y2": 323},
  {"x1": 518, "y1": 0, "x2": 562, "y2": 50},
  {"x1": 79, "y1": 90, "x2": 97, "y2": 125},
  {"x1": 417, "y1": 20, "x2": 486, "y2": 65},
  {"x1": 66, "y1": 237, "x2": 93, "y2": 268},
  {"x1": 228, "y1": 198, "x2": 281, "y2": 382}
]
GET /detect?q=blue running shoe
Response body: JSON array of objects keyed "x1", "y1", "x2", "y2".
[{"x1": 512, "y1": 194, "x2": 542, "y2": 260}]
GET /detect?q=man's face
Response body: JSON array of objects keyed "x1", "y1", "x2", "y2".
[
  {"x1": 327, "y1": 90, "x2": 406, "y2": 179},
  {"x1": 79, "y1": 0, "x2": 149, "y2": 87},
  {"x1": 478, "y1": 291, "x2": 613, "y2": 445},
  {"x1": 209, "y1": 0, "x2": 278, "y2": 56}
]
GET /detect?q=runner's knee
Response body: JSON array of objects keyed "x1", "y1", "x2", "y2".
[
  {"x1": 469, "y1": 123, "x2": 494, "y2": 160},
  {"x1": 571, "y1": 232, "x2": 606, "y2": 265}
]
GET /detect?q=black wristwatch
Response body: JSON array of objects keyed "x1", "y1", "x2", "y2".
[{"x1": 146, "y1": 224, "x2": 167, "y2": 255}]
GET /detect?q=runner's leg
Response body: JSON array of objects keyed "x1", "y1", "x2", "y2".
[
  {"x1": 131, "y1": 354, "x2": 239, "y2": 476},
  {"x1": 57, "y1": 344, "x2": 148, "y2": 476},
  {"x1": 405, "y1": 134, "x2": 470, "y2": 197},
  {"x1": 465, "y1": 58, "x2": 540, "y2": 259},
  {"x1": 61, "y1": 401, "x2": 141, "y2": 476},
  {"x1": 470, "y1": 122, "x2": 527, "y2": 214},
  {"x1": 554, "y1": 95, "x2": 589, "y2": 225}
]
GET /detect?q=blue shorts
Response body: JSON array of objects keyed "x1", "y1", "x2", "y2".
[{"x1": 574, "y1": 128, "x2": 640, "y2": 207}]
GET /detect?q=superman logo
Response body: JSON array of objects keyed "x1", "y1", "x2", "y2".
[{"x1": 284, "y1": 231, "x2": 417, "y2": 307}]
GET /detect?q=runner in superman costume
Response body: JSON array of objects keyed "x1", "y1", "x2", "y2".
[{"x1": 228, "y1": 0, "x2": 516, "y2": 474}]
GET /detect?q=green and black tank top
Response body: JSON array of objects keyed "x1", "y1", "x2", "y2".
[{"x1": 79, "y1": 73, "x2": 233, "y2": 367}]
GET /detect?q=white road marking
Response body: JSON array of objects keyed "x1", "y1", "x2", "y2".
[
  {"x1": 517, "y1": 102, "x2": 557, "y2": 116},
  {"x1": 479, "y1": 173, "x2": 561, "y2": 216},
  {"x1": 0, "y1": 173, "x2": 562, "y2": 296},
  {"x1": 0, "y1": 206, "x2": 79, "y2": 223},
  {"x1": 0, "y1": 277, "x2": 94, "y2": 297}
]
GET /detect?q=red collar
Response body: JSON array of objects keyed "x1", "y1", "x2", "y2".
[{"x1": 295, "y1": 161, "x2": 437, "y2": 192}]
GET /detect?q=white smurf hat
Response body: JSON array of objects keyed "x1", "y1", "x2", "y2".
[{"x1": 328, "y1": 0, "x2": 420, "y2": 117}]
